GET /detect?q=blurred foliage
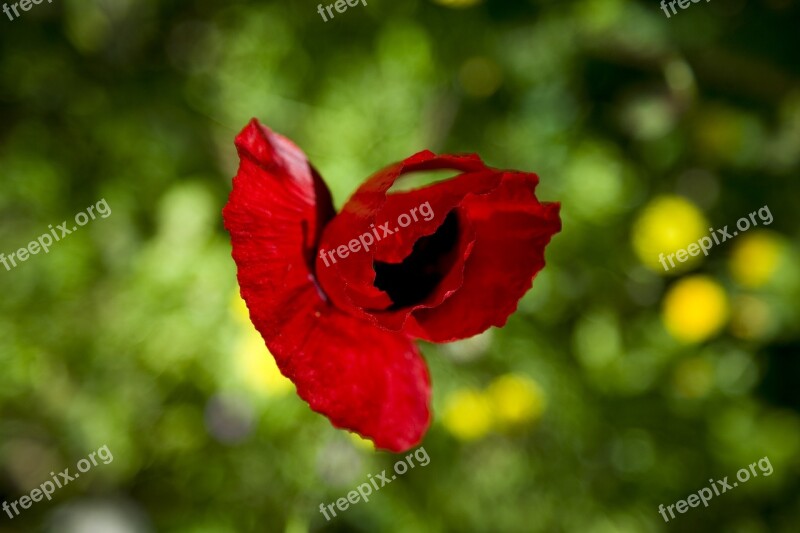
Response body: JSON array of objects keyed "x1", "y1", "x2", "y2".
[{"x1": 1, "y1": 0, "x2": 800, "y2": 532}]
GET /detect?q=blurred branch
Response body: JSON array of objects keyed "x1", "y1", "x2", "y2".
[{"x1": 586, "y1": 38, "x2": 798, "y2": 102}]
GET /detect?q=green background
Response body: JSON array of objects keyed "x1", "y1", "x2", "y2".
[{"x1": 1, "y1": 0, "x2": 799, "y2": 531}]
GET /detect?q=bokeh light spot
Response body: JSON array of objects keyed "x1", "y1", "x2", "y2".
[
  {"x1": 232, "y1": 294, "x2": 293, "y2": 396},
  {"x1": 729, "y1": 231, "x2": 784, "y2": 288},
  {"x1": 441, "y1": 389, "x2": 493, "y2": 441},
  {"x1": 662, "y1": 275, "x2": 728, "y2": 343},
  {"x1": 486, "y1": 374, "x2": 546, "y2": 427},
  {"x1": 632, "y1": 195, "x2": 709, "y2": 274}
]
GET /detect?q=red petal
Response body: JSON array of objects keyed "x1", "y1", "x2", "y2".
[
  {"x1": 223, "y1": 120, "x2": 431, "y2": 451},
  {"x1": 314, "y1": 152, "x2": 497, "y2": 313},
  {"x1": 407, "y1": 172, "x2": 561, "y2": 341},
  {"x1": 314, "y1": 152, "x2": 561, "y2": 342}
]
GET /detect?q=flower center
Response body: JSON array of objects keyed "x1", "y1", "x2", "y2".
[{"x1": 373, "y1": 210, "x2": 460, "y2": 309}]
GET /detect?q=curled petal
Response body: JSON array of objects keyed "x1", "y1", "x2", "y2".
[
  {"x1": 315, "y1": 152, "x2": 561, "y2": 342},
  {"x1": 223, "y1": 120, "x2": 431, "y2": 451}
]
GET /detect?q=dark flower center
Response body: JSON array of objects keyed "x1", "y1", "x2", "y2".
[{"x1": 373, "y1": 210, "x2": 460, "y2": 309}]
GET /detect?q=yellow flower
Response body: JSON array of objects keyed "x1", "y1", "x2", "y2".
[
  {"x1": 232, "y1": 292, "x2": 293, "y2": 396},
  {"x1": 487, "y1": 374, "x2": 546, "y2": 427},
  {"x1": 632, "y1": 196, "x2": 709, "y2": 274},
  {"x1": 441, "y1": 389, "x2": 493, "y2": 441},
  {"x1": 662, "y1": 275, "x2": 728, "y2": 343},
  {"x1": 729, "y1": 231, "x2": 784, "y2": 288},
  {"x1": 237, "y1": 328, "x2": 294, "y2": 396},
  {"x1": 231, "y1": 290, "x2": 252, "y2": 326},
  {"x1": 348, "y1": 432, "x2": 376, "y2": 452}
]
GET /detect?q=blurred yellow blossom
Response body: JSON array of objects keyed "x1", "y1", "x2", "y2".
[
  {"x1": 441, "y1": 389, "x2": 493, "y2": 441},
  {"x1": 232, "y1": 293, "x2": 293, "y2": 396},
  {"x1": 632, "y1": 195, "x2": 709, "y2": 274},
  {"x1": 442, "y1": 375, "x2": 546, "y2": 440},
  {"x1": 662, "y1": 276, "x2": 728, "y2": 343},
  {"x1": 231, "y1": 291, "x2": 251, "y2": 325},
  {"x1": 237, "y1": 329, "x2": 294, "y2": 396},
  {"x1": 487, "y1": 374, "x2": 546, "y2": 427},
  {"x1": 348, "y1": 432, "x2": 376, "y2": 452},
  {"x1": 729, "y1": 231, "x2": 784, "y2": 288}
]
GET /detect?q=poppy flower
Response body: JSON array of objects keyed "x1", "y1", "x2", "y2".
[{"x1": 223, "y1": 119, "x2": 561, "y2": 452}]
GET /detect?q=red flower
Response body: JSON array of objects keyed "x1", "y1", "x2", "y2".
[{"x1": 223, "y1": 119, "x2": 561, "y2": 452}]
